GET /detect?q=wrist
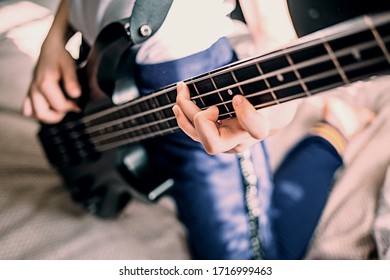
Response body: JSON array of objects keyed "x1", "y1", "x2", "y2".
[{"x1": 310, "y1": 121, "x2": 347, "y2": 155}]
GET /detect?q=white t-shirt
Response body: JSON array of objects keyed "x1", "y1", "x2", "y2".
[{"x1": 68, "y1": 0, "x2": 236, "y2": 64}]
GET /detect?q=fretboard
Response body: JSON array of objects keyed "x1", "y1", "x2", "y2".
[{"x1": 83, "y1": 12, "x2": 390, "y2": 152}]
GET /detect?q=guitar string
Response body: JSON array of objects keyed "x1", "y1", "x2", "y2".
[
  {"x1": 41, "y1": 35, "x2": 389, "y2": 151},
  {"x1": 93, "y1": 55, "x2": 387, "y2": 151},
  {"x1": 61, "y1": 35, "x2": 389, "y2": 130},
  {"x1": 42, "y1": 25, "x2": 386, "y2": 136},
  {"x1": 88, "y1": 56, "x2": 380, "y2": 145},
  {"x1": 84, "y1": 45, "x2": 346, "y2": 135},
  {"x1": 82, "y1": 37, "x2": 382, "y2": 131},
  {"x1": 78, "y1": 14, "x2": 389, "y2": 126},
  {"x1": 45, "y1": 42, "x2": 390, "y2": 154},
  {"x1": 85, "y1": 37, "x2": 383, "y2": 137},
  {"x1": 41, "y1": 14, "x2": 390, "y2": 143}
]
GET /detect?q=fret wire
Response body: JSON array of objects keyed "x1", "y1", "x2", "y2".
[
  {"x1": 75, "y1": 16, "x2": 390, "y2": 128},
  {"x1": 206, "y1": 67, "x2": 340, "y2": 110},
  {"x1": 91, "y1": 54, "x2": 387, "y2": 150},
  {"x1": 255, "y1": 63, "x2": 279, "y2": 104},
  {"x1": 152, "y1": 95, "x2": 164, "y2": 119},
  {"x1": 74, "y1": 37, "x2": 383, "y2": 130},
  {"x1": 229, "y1": 65, "x2": 245, "y2": 95},
  {"x1": 138, "y1": 100, "x2": 156, "y2": 136},
  {"x1": 96, "y1": 126, "x2": 180, "y2": 152},
  {"x1": 190, "y1": 38, "x2": 382, "y2": 102},
  {"x1": 164, "y1": 89, "x2": 173, "y2": 104},
  {"x1": 202, "y1": 55, "x2": 384, "y2": 120},
  {"x1": 48, "y1": 35, "x2": 389, "y2": 143},
  {"x1": 85, "y1": 103, "x2": 174, "y2": 134},
  {"x1": 95, "y1": 72, "x2": 354, "y2": 151},
  {"x1": 322, "y1": 39, "x2": 351, "y2": 85},
  {"x1": 95, "y1": 55, "x2": 379, "y2": 145},
  {"x1": 185, "y1": 14, "x2": 389, "y2": 88},
  {"x1": 210, "y1": 75, "x2": 233, "y2": 117},
  {"x1": 41, "y1": 12, "x2": 390, "y2": 158},
  {"x1": 95, "y1": 52, "x2": 383, "y2": 152},
  {"x1": 85, "y1": 38, "x2": 386, "y2": 138},
  {"x1": 190, "y1": 81, "x2": 206, "y2": 107},
  {"x1": 82, "y1": 84, "x2": 177, "y2": 123},
  {"x1": 206, "y1": 55, "x2": 385, "y2": 114},
  {"x1": 149, "y1": 96, "x2": 163, "y2": 131},
  {"x1": 365, "y1": 16, "x2": 390, "y2": 64},
  {"x1": 285, "y1": 53, "x2": 312, "y2": 97},
  {"x1": 158, "y1": 88, "x2": 172, "y2": 106},
  {"x1": 220, "y1": 58, "x2": 381, "y2": 119},
  {"x1": 90, "y1": 116, "x2": 176, "y2": 143}
]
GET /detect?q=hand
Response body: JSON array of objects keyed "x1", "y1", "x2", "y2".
[
  {"x1": 172, "y1": 82, "x2": 272, "y2": 154},
  {"x1": 22, "y1": 40, "x2": 81, "y2": 123}
]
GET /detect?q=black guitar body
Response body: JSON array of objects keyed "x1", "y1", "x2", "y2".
[
  {"x1": 38, "y1": 20, "x2": 173, "y2": 219},
  {"x1": 41, "y1": 134, "x2": 170, "y2": 218}
]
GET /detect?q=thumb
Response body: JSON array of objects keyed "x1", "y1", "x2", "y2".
[
  {"x1": 61, "y1": 56, "x2": 81, "y2": 99},
  {"x1": 232, "y1": 95, "x2": 270, "y2": 140}
]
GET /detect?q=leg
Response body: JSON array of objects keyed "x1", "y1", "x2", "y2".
[
  {"x1": 270, "y1": 136, "x2": 342, "y2": 259},
  {"x1": 268, "y1": 97, "x2": 375, "y2": 259}
]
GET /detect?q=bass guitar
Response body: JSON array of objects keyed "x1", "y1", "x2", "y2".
[{"x1": 39, "y1": 12, "x2": 390, "y2": 218}]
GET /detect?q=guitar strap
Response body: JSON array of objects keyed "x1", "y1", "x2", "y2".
[
  {"x1": 109, "y1": 0, "x2": 173, "y2": 104},
  {"x1": 128, "y1": 0, "x2": 173, "y2": 45}
]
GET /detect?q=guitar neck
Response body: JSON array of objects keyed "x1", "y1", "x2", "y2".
[{"x1": 84, "y1": 12, "x2": 390, "y2": 152}]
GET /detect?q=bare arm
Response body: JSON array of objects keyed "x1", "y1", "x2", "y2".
[
  {"x1": 22, "y1": 0, "x2": 81, "y2": 123},
  {"x1": 239, "y1": 0, "x2": 296, "y2": 51}
]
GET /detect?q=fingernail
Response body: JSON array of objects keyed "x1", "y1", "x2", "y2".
[
  {"x1": 233, "y1": 95, "x2": 243, "y2": 106},
  {"x1": 72, "y1": 88, "x2": 81, "y2": 98}
]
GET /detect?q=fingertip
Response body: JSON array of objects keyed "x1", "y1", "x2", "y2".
[
  {"x1": 233, "y1": 94, "x2": 254, "y2": 111},
  {"x1": 235, "y1": 105, "x2": 270, "y2": 140},
  {"x1": 172, "y1": 105, "x2": 179, "y2": 116},
  {"x1": 177, "y1": 81, "x2": 186, "y2": 89},
  {"x1": 62, "y1": 77, "x2": 81, "y2": 98},
  {"x1": 232, "y1": 94, "x2": 244, "y2": 106},
  {"x1": 22, "y1": 98, "x2": 33, "y2": 117},
  {"x1": 67, "y1": 84, "x2": 81, "y2": 98},
  {"x1": 204, "y1": 105, "x2": 219, "y2": 120},
  {"x1": 176, "y1": 82, "x2": 189, "y2": 98}
]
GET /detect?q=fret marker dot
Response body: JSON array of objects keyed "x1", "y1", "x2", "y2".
[
  {"x1": 277, "y1": 74, "x2": 284, "y2": 82},
  {"x1": 228, "y1": 89, "x2": 233, "y2": 95}
]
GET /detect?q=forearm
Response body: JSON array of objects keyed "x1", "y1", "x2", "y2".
[
  {"x1": 237, "y1": 0, "x2": 262, "y2": 46},
  {"x1": 238, "y1": 0, "x2": 296, "y2": 50},
  {"x1": 42, "y1": 0, "x2": 69, "y2": 47}
]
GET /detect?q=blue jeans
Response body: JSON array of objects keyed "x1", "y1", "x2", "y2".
[{"x1": 135, "y1": 38, "x2": 343, "y2": 259}]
